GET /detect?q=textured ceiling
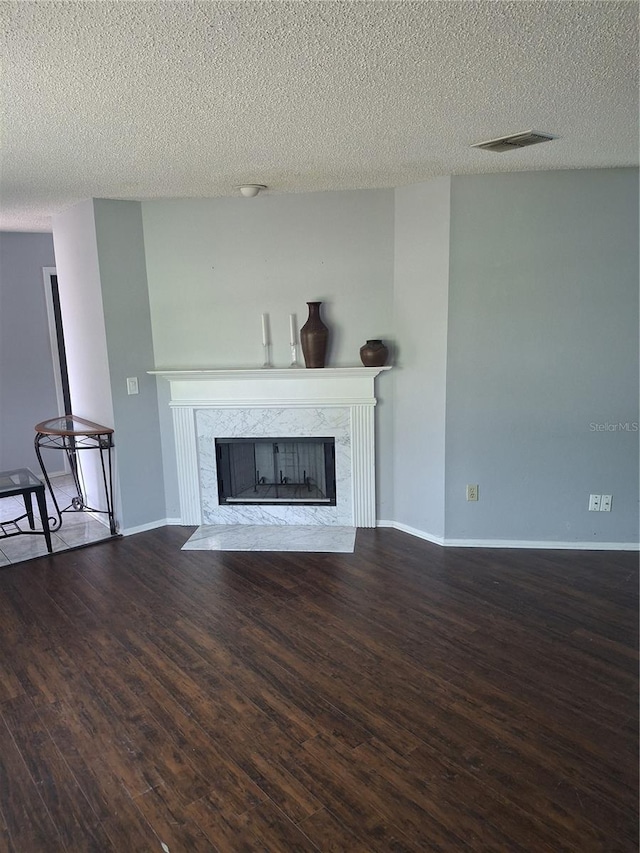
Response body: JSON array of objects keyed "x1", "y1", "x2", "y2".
[{"x1": 1, "y1": 0, "x2": 638, "y2": 231}]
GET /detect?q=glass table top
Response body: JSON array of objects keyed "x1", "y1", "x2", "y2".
[
  {"x1": 34, "y1": 415, "x2": 113, "y2": 436},
  {"x1": 0, "y1": 468, "x2": 44, "y2": 495}
]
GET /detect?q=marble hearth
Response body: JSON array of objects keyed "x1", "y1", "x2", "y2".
[{"x1": 150, "y1": 367, "x2": 390, "y2": 528}]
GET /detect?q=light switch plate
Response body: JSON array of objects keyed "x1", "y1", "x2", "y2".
[{"x1": 126, "y1": 377, "x2": 139, "y2": 395}]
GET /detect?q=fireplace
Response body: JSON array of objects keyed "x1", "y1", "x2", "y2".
[
  {"x1": 216, "y1": 437, "x2": 336, "y2": 506},
  {"x1": 149, "y1": 367, "x2": 390, "y2": 528},
  {"x1": 197, "y1": 406, "x2": 351, "y2": 525}
]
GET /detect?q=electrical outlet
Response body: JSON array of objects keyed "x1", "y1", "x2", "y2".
[
  {"x1": 600, "y1": 494, "x2": 612, "y2": 512},
  {"x1": 466, "y1": 484, "x2": 478, "y2": 502},
  {"x1": 126, "y1": 377, "x2": 139, "y2": 395},
  {"x1": 588, "y1": 494, "x2": 601, "y2": 511}
]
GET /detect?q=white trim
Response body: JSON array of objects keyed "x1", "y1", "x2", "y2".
[
  {"x1": 172, "y1": 407, "x2": 202, "y2": 525},
  {"x1": 377, "y1": 520, "x2": 639, "y2": 550},
  {"x1": 149, "y1": 367, "x2": 391, "y2": 381},
  {"x1": 85, "y1": 510, "x2": 111, "y2": 529},
  {"x1": 150, "y1": 367, "x2": 390, "y2": 409},
  {"x1": 168, "y1": 397, "x2": 377, "y2": 409},
  {"x1": 443, "y1": 538, "x2": 640, "y2": 551},
  {"x1": 121, "y1": 517, "x2": 181, "y2": 536},
  {"x1": 377, "y1": 519, "x2": 445, "y2": 546},
  {"x1": 121, "y1": 517, "x2": 638, "y2": 551},
  {"x1": 352, "y1": 405, "x2": 376, "y2": 526}
]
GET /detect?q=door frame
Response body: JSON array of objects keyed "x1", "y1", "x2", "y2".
[
  {"x1": 42, "y1": 267, "x2": 66, "y2": 417},
  {"x1": 42, "y1": 266, "x2": 71, "y2": 474}
]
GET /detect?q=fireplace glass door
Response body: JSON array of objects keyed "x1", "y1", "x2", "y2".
[{"x1": 215, "y1": 438, "x2": 336, "y2": 505}]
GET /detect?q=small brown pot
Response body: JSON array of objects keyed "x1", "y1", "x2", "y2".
[{"x1": 359, "y1": 339, "x2": 389, "y2": 367}]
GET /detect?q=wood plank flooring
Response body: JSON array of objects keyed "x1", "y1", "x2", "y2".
[{"x1": 0, "y1": 526, "x2": 637, "y2": 851}]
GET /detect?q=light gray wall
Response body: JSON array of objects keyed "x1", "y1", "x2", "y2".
[
  {"x1": 142, "y1": 189, "x2": 396, "y2": 520},
  {"x1": 392, "y1": 178, "x2": 450, "y2": 539},
  {"x1": 0, "y1": 232, "x2": 58, "y2": 471},
  {"x1": 43, "y1": 169, "x2": 639, "y2": 546},
  {"x1": 445, "y1": 168, "x2": 639, "y2": 544},
  {"x1": 142, "y1": 191, "x2": 395, "y2": 368},
  {"x1": 93, "y1": 200, "x2": 166, "y2": 531},
  {"x1": 52, "y1": 200, "x2": 115, "y2": 515}
]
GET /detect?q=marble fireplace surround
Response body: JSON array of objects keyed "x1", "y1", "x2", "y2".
[{"x1": 150, "y1": 368, "x2": 390, "y2": 528}]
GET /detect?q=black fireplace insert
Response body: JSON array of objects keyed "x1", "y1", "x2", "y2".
[{"x1": 215, "y1": 437, "x2": 336, "y2": 506}]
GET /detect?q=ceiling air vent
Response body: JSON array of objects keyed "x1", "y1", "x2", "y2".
[{"x1": 471, "y1": 130, "x2": 555, "y2": 153}]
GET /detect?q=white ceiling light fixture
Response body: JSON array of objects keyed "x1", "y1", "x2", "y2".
[
  {"x1": 471, "y1": 130, "x2": 556, "y2": 153},
  {"x1": 238, "y1": 184, "x2": 267, "y2": 198}
]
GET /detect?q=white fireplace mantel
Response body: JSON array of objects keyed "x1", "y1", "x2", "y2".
[
  {"x1": 148, "y1": 367, "x2": 390, "y2": 407},
  {"x1": 149, "y1": 366, "x2": 391, "y2": 528}
]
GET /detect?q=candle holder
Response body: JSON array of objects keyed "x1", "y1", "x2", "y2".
[
  {"x1": 262, "y1": 343, "x2": 272, "y2": 368},
  {"x1": 289, "y1": 343, "x2": 301, "y2": 368}
]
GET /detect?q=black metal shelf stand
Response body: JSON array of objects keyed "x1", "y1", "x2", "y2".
[{"x1": 34, "y1": 415, "x2": 117, "y2": 536}]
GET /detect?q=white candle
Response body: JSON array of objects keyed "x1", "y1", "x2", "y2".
[
  {"x1": 289, "y1": 314, "x2": 296, "y2": 346},
  {"x1": 261, "y1": 313, "x2": 269, "y2": 346}
]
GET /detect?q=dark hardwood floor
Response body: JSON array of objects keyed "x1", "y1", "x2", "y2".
[{"x1": 0, "y1": 527, "x2": 637, "y2": 852}]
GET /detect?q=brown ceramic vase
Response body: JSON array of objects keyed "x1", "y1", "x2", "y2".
[
  {"x1": 300, "y1": 302, "x2": 329, "y2": 368},
  {"x1": 359, "y1": 339, "x2": 389, "y2": 367}
]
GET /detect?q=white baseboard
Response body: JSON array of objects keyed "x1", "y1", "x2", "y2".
[
  {"x1": 85, "y1": 511, "x2": 111, "y2": 529},
  {"x1": 377, "y1": 520, "x2": 639, "y2": 551},
  {"x1": 377, "y1": 519, "x2": 445, "y2": 546},
  {"x1": 443, "y1": 538, "x2": 640, "y2": 551},
  {"x1": 116, "y1": 516, "x2": 638, "y2": 551},
  {"x1": 121, "y1": 517, "x2": 182, "y2": 536}
]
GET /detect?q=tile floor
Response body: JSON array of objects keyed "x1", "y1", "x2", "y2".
[{"x1": 0, "y1": 474, "x2": 114, "y2": 566}]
